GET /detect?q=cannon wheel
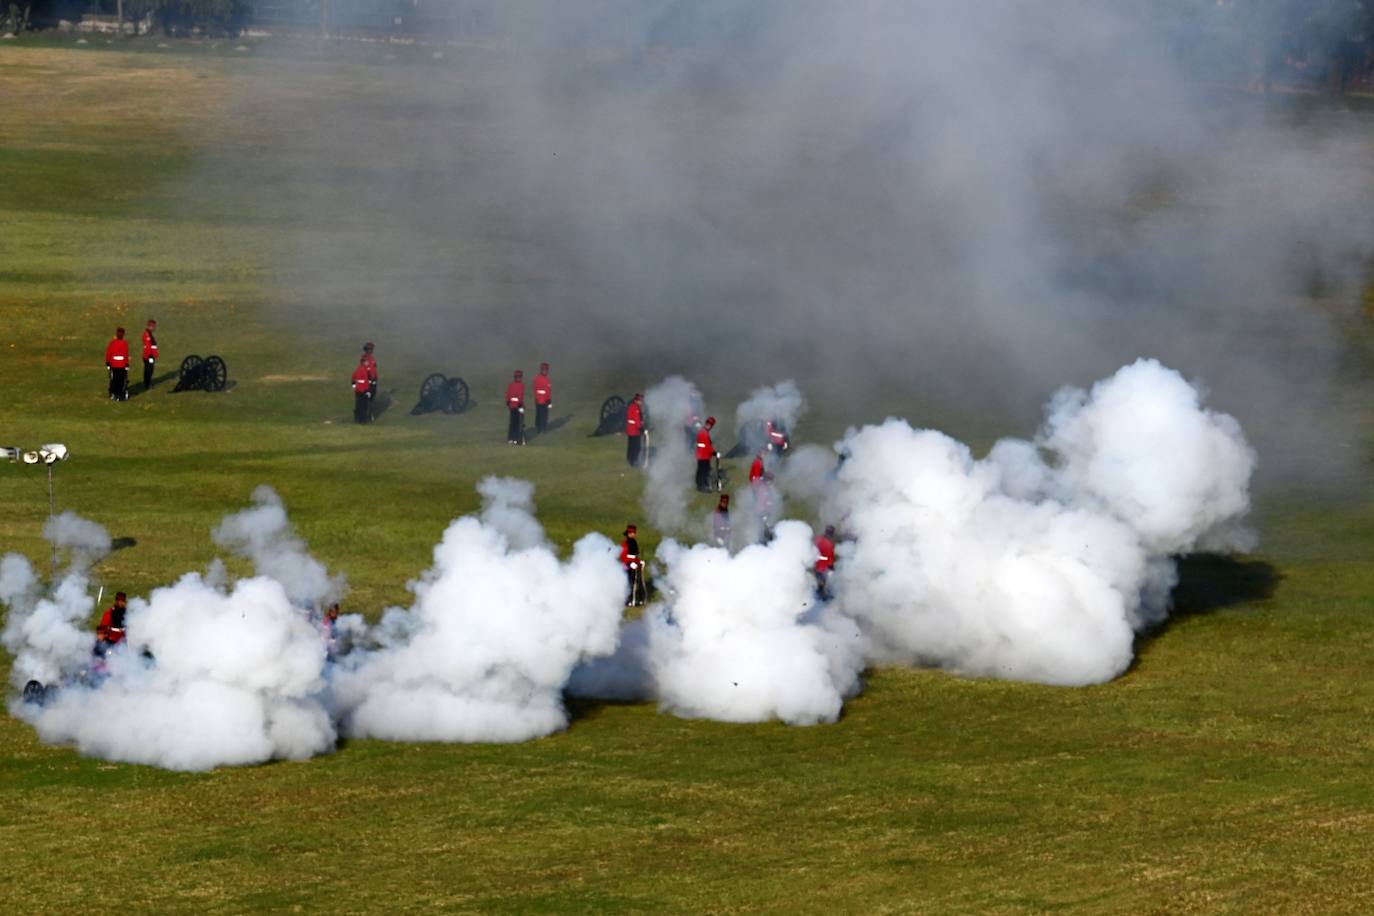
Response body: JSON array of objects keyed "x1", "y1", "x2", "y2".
[
  {"x1": 419, "y1": 373, "x2": 448, "y2": 408},
  {"x1": 177, "y1": 354, "x2": 203, "y2": 390},
  {"x1": 444, "y1": 377, "x2": 470, "y2": 414},
  {"x1": 23, "y1": 680, "x2": 45, "y2": 705},
  {"x1": 725, "y1": 419, "x2": 768, "y2": 459},
  {"x1": 203, "y1": 355, "x2": 227, "y2": 392},
  {"x1": 600, "y1": 395, "x2": 626, "y2": 425}
]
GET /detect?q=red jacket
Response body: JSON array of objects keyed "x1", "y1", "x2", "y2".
[
  {"x1": 351, "y1": 364, "x2": 371, "y2": 393},
  {"x1": 105, "y1": 338, "x2": 129, "y2": 369},
  {"x1": 533, "y1": 373, "x2": 551, "y2": 406},
  {"x1": 749, "y1": 455, "x2": 767, "y2": 484},
  {"x1": 625, "y1": 400, "x2": 642, "y2": 436},
  {"x1": 814, "y1": 536, "x2": 836, "y2": 573},
  {"x1": 363, "y1": 354, "x2": 378, "y2": 382},
  {"x1": 619, "y1": 537, "x2": 640, "y2": 569},
  {"x1": 695, "y1": 427, "x2": 715, "y2": 461},
  {"x1": 505, "y1": 381, "x2": 525, "y2": 409},
  {"x1": 97, "y1": 606, "x2": 127, "y2": 644},
  {"x1": 141, "y1": 329, "x2": 158, "y2": 361},
  {"x1": 766, "y1": 421, "x2": 788, "y2": 450}
]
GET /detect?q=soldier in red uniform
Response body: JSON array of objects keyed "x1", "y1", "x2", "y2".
[
  {"x1": 505, "y1": 370, "x2": 526, "y2": 444},
  {"x1": 712, "y1": 494, "x2": 731, "y2": 548},
  {"x1": 625, "y1": 393, "x2": 645, "y2": 467},
  {"x1": 351, "y1": 355, "x2": 372, "y2": 424},
  {"x1": 533, "y1": 362, "x2": 552, "y2": 434},
  {"x1": 749, "y1": 449, "x2": 776, "y2": 539},
  {"x1": 105, "y1": 328, "x2": 130, "y2": 401},
  {"x1": 362, "y1": 343, "x2": 379, "y2": 417},
  {"x1": 695, "y1": 417, "x2": 717, "y2": 492},
  {"x1": 814, "y1": 525, "x2": 836, "y2": 599},
  {"x1": 141, "y1": 319, "x2": 159, "y2": 391},
  {"x1": 94, "y1": 591, "x2": 128, "y2": 657},
  {"x1": 619, "y1": 524, "x2": 646, "y2": 606}
]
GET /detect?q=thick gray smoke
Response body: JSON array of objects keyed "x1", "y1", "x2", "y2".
[
  {"x1": 733, "y1": 381, "x2": 805, "y2": 440},
  {"x1": 210, "y1": 1, "x2": 1373, "y2": 488},
  {"x1": 641, "y1": 375, "x2": 706, "y2": 533},
  {"x1": 329, "y1": 477, "x2": 626, "y2": 743}
]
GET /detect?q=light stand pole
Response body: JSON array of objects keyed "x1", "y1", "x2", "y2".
[{"x1": 4, "y1": 444, "x2": 70, "y2": 578}]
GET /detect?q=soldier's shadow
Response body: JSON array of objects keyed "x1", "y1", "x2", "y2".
[
  {"x1": 125, "y1": 372, "x2": 177, "y2": 399},
  {"x1": 528, "y1": 415, "x2": 573, "y2": 441}
]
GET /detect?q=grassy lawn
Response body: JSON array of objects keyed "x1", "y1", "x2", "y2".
[{"x1": 2, "y1": 38, "x2": 1374, "y2": 913}]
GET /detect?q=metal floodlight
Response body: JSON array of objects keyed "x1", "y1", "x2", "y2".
[
  {"x1": 21, "y1": 451, "x2": 40, "y2": 465},
  {"x1": 38, "y1": 444, "x2": 69, "y2": 464}
]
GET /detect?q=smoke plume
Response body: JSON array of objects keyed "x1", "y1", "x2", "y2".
[
  {"x1": 641, "y1": 375, "x2": 706, "y2": 533},
  {"x1": 572, "y1": 520, "x2": 864, "y2": 725},
  {"x1": 329, "y1": 477, "x2": 626, "y2": 743},
  {"x1": 212, "y1": 485, "x2": 344, "y2": 608},
  {"x1": 827, "y1": 359, "x2": 1255, "y2": 685}
]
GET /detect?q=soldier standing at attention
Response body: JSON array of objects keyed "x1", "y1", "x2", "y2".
[
  {"x1": 141, "y1": 319, "x2": 159, "y2": 391},
  {"x1": 505, "y1": 370, "x2": 526, "y2": 444},
  {"x1": 362, "y1": 342, "x2": 379, "y2": 420},
  {"x1": 351, "y1": 355, "x2": 372, "y2": 424},
  {"x1": 105, "y1": 328, "x2": 130, "y2": 401},
  {"x1": 695, "y1": 416, "x2": 718, "y2": 492},
  {"x1": 625, "y1": 393, "x2": 645, "y2": 467},
  {"x1": 533, "y1": 362, "x2": 552, "y2": 434},
  {"x1": 620, "y1": 524, "x2": 646, "y2": 607}
]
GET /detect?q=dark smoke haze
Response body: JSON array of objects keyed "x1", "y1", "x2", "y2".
[{"x1": 207, "y1": 1, "x2": 1373, "y2": 485}]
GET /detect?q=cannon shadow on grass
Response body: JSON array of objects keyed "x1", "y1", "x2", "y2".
[
  {"x1": 1167, "y1": 554, "x2": 1282, "y2": 618},
  {"x1": 1133, "y1": 554, "x2": 1283, "y2": 661}
]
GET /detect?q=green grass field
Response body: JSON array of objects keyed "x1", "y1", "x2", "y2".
[{"x1": 3, "y1": 37, "x2": 1374, "y2": 913}]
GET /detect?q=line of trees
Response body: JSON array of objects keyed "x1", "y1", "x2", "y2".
[{"x1": 5, "y1": 0, "x2": 1374, "y2": 96}]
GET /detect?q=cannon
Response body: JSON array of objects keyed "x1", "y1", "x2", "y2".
[
  {"x1": 592, "y1": 395, "x2": 628, "y2": 436},
  {"x1": 410, "y1": 372, "x2": 470, "y2": 416},
  {"x1": 724, "y1": 420, "x2": 768, "y2": 459},
  {"x1": 173, "y1": 354, "x2": 228, "y2": 392}
]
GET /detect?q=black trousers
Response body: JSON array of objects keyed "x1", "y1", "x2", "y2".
[
  {"x1": 696, "y1": 459, "x2": 711, "y2": 491},
  {"x1": 508, "y1": 408, "x2": 524, "y2": 443},
  {"x1": 627, "y1": 434, "x2": 642, "y2": 467},
  {"x1": 143, "y1": 358, "x2": 155, "y2": 390},
  {"x1": 354, "y1": 392, "x2": 371, "y2": 424},
  {"x1": 109, "y1": 367, "x2": 128, "y2": 400},
  {"x1": 535, "y1": 403, "x2": 549, "y2": 433}
]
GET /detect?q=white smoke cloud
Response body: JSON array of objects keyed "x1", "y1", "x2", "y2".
[
  {"x1": 330, "y1": 476, "x2": 626, "y2": 743},
  {"x1": 4, "y1": 499, "x2": 338, "y2": 771},
  {"x1": 212, "y1": 484, "x2": 343, "y2": 608},
  {"x1": 0, "y1": 553, "x2": 100, "y2": 689},
  {"x1": 642, "y1": 375, "x2": 706, "y2": 533},
  {"x1": 21, "y1": 574, "x2": 336, "y2": 772},
  {"x1": 827, "y1": 359, "x2": 1255, "y2": 686},
  {"x1": 572, "y1": 521, "x2": 864, "y2": 725}
]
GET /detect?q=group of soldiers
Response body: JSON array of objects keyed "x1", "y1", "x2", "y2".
[
  {"x1": 503, "y1": 363, "x2": 554, "y2": 444},
  {"x1": 103, "y1": 320, "x2": 158, "y2": 401},
  {"x1": 350, "y1": 342, "x2": 380, "y2": 423}
]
